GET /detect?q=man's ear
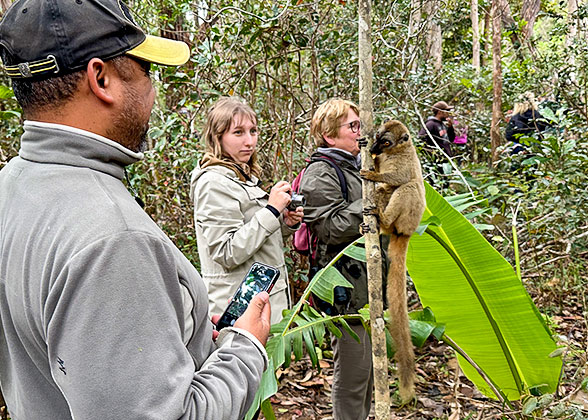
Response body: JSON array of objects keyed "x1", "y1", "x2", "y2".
[{"x1": 86, "y1": 58, "x2": 115, "y2": 104}]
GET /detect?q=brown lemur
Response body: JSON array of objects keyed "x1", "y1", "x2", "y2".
[{"x1": 359, "y1": 119, "x2": 426, "y2": 403}]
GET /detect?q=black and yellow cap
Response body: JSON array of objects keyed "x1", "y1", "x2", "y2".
[{"x1": 0, "y1": 0, "x2": 190, "y2": 79}]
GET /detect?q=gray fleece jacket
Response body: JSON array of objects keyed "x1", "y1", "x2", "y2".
[{"x1": 0, "y1": 122, "x2": 266, "y2": 420}]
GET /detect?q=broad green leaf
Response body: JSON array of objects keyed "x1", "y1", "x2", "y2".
[
  {"x1": 408, "y1": 319, "x2": 437, "y2": 348},
  {"x1": 302, "y1": 329, "x2": 318, "y2": 366},
  {"x1": 409, "y1": 307, "x2": 446, "y2": 339},
  {"x1": 244, "y1": 358, "x2": 278, "y2": 420},
  {"x1": 310, "y1": 266, "x2": 353, "y2": 304},
  {"x1": 343, "y1": 243, "x2": 367, "y2": 262},
  {"x1": 292, "y1": 331, "x2": 303, "y2": 361},
  {"x1": 260, "y1": 399, "x2": 276, "y2": 420},
  {"x1": 325, "y1": 318, "x2": 343, "y2": 338},
  {"x1": 407, "y1": 182, "x2": 561, "y2": 400},
  {"x1": 338, "y1": 318, "x2": 360, "y2": 343},
  {"x1": 416, "y1": 215, "x2": 441, "y2": 235},
  {"x1": 283, "y1": 336, "x2": 292, "y2": 368},
  {"x1": 385, "y1": 328, "x2": 394, "y2": 358},
  {"x1": 308, "y1": 308, "x2": 326, "y2": 347}
]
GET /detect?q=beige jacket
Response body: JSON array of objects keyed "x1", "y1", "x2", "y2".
[{"x1": 190, "y1": 165, "x2": 292, "y2": 324}]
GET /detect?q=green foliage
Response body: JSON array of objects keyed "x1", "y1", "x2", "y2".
[
  {"x1": 245, "y1": 237, "x2": 442, "y2": 419},
  {"x1": 0, "y1": 82, "x2": 22, "y2": 169},
  {"x1": 457, "y1": 107, "x2": 588, "y2": 296},
  {"x1": 1, "y1": 0, "x2": 586, "y2": 411},
  {"x1": 409, "y1": 182, "x2": 562, "y2": 400}
]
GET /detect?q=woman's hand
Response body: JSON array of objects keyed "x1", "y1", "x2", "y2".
[
  {"x1": 284, "y1": 207, "x2": 304, "y2": 227},
  {"x1": 267, "y1": 180, "x2": 293, "y2": 213}
]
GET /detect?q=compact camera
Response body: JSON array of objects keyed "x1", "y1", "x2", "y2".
[{"x1": 287, "y1": 193, "x2": 306, "y2": 211}]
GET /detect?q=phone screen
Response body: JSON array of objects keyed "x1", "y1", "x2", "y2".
[{"x1": 216, "y1": 262, "x2": 280, "y2": 330}]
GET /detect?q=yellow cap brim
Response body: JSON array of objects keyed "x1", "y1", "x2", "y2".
[{"x1": 127, "y1": 35, "x2": 190, "y2": 66}]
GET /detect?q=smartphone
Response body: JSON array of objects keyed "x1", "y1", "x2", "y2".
[{"x1": 215, "y1": 262, "x2": 280, "y2": 331}]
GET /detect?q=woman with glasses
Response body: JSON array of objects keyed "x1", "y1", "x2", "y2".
[{"x1": 298, "y1": 98, "x2": 378, "y2": 420}]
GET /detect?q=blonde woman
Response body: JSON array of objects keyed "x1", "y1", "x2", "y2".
[
  {"x1": 505, "y1": 92, "x2": 550, "y2": 154},
  {"x1": 299, "y1": 98, "x2": 376, "y2": 420},
  {"x1": 190, "y1": 96, "x2": 303, "y2": 324}
]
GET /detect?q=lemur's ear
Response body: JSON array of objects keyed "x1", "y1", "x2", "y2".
[{"x1": 401, "y1": 133, "x2": 410, "y2": 142}]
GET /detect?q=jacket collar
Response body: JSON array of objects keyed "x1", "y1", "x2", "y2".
[
  {"x1": 314, "y1": 147, "x2": 361, "y2": 169},
  {"x1": 19, "y1": 121, "x2": 142, "y2": 180}
]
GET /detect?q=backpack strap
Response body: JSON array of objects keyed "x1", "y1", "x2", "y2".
[{"x1": 308, "y1": 156, "x2": 348, "y2": 202}]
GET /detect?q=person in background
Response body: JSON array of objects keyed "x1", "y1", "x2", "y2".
[
  {"x1": 299, "y1": 98, "x2": 378, "y2": 420},
  {"x1": 418, "y1": 100, "x2": 456, "y2": 157},
  {"x1": 0, "y1": 0, "x2": 271, "y2": 418},
  {"x1": 505, "y1": 92, "x2": 550, "y2": 154},
  {"x1": 190, "y1": 96, "x2": 303, "y2": 325}
]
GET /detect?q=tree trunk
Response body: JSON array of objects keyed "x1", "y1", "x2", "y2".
[
  {"x1": 423, "y1": 0, "x2": 442, "y2": 70},
  {"x1": 159, "y1": 2, "x2": 192, "y2": 111},
  {"x1": 491, "y1": 0, "x2": 503, "y2": 163},
  {"x1": 496, "y1": 0, "x2": 537, "y2": 59},
  {"x1": 471, "y1": 0, "x2": 481, "y2": 73},
  {"x1": 407, "y1": 0, "x2": 422, "y2": 71},
  {"x1": 481, "y1": 5, "x2": 491, "y2": 67},
  {"x1": 521, "y1": 0, "x2": 541, "y2": 42},
  {"x1": 358, "y1": 1, "x2": 389, "y2": 419},
  {"x1": 310, "y1": 0, "x2": 320, "y2": 123}
]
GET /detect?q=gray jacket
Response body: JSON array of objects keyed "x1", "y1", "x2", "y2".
[
  {"x1": 190, "y1": 165, "x2": 292, "y2": 324},
  {"x1": 0, "y1": 122, "x2": 266, "y2": 420},
  {"x1": 298, "y1": 148, "x2": 372, "y2": 312}
]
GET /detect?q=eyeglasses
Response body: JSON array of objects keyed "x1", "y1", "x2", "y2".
[{"x1": 340, "y1": 120, "x2": 361, "y2": 133}]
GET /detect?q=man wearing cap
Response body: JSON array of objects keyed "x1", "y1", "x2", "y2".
[
  {"x1": 418, "y1": 100, "x2": 455, "y2": 157},
  {"x1": 0, "y1": 0, "x2": 270, "y2": 419}
]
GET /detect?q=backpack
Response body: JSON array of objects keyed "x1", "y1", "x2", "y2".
[{"x1": 291, "y1": 156, "x2": 348, "y2": 260}]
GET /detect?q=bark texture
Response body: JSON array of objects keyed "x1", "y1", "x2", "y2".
[
  {"x1": 491, "y1": 0, "x2": 503, "y2": 163},
  {"x1": 358, "y1": 1, "x2": 390, "y2": 418},
  {"x1": 471, "y1": 0, "x2": 481, "y2": 73}
]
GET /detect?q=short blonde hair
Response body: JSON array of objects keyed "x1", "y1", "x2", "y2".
[
  {"x1": 513, "y1": 92, "x2": 538, "y2": 116},
  {"x1": 202, "y1": 96, "x2": 261, "y2": 176},
  {"x1": 310, "y1": 98, "x2": 360, "y2": 147}
]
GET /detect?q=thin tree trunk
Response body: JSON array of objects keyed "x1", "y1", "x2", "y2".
[
  {"x1": 430, "y1": 21, "x2": 443, "y2": 70},
  {"x1": 160, "y1": 2, "x2": 192, "y2": 111},
  {"x1": 491, "y1": 0, "x2": 503, "y2": 163},
  {"x1": 482, "y1": 6, "x2": 491, "y2": 67},
  {"x1": 408, "y1": 0, "x2": 422, "y2": 71},
  {"x1": 358, "y1": 1, "x2": 389, "y2": 419},
  {"x1": 521, "y1": 0, "x2": 541, "y2": 42},
  {"x1": 423, "y1": 0, "x2": 442, "y2": 70},
  {"x1": 471, "y1": 0, "x2": 481, "y2": 73},
  {"x1": 310, "y1": 0, "x2": 320, "y2": 122}
]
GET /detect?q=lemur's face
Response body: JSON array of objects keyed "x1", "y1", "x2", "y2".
[{"x1": 371, "y1": 121, "x2": 410, "y2": 155}]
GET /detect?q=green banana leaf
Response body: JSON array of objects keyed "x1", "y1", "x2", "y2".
[{"x1": 407, "y1": 182, "x2": 562, "y2": 400}]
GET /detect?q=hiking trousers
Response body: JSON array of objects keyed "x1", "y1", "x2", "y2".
[{"x1": 331, "y1": 323, "x2": 373, "y2": 420}]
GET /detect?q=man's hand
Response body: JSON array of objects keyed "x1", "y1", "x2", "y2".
[
  {"x1": 211, "y1": 315, "x2": 221, "y2": 341},
  {"x1": 233, "y1": 291, "x2": 271, "y2": 346}
]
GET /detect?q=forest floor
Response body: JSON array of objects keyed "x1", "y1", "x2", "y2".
[
  {"x1": 0, "y1": 283, "x2": 584, "y2": 420},
  {"x1": 264, "y1": 282, "x2": 587, "y2": 420}
]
